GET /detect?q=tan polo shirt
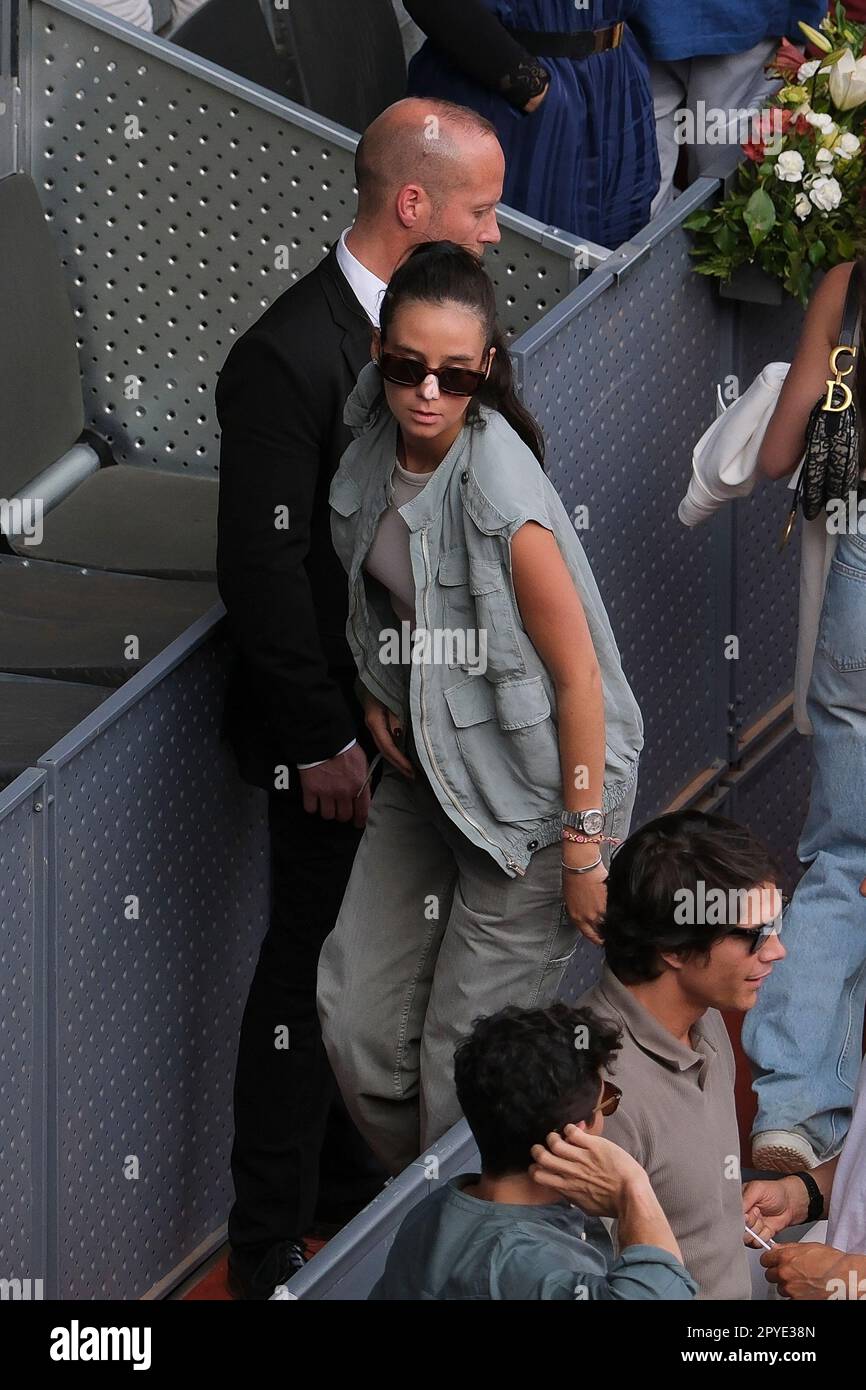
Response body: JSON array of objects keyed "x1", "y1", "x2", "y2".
[{"x1": 578, "y1": 966, "x2": 750, "y2": 1301}]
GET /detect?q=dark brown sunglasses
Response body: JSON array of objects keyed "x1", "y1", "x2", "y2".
[{"x1": 377, "y1": 350, "x2": 490, "y2": 397}]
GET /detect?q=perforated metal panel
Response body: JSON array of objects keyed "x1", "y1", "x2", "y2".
[
  {"x1": 516, "y1": 223, "x2": 732, "y2": 824},
  {"x1": 738, "y1": 292, "x2": 805, "y2": 400},
  {"x1": 24, "y1": 0, "x2": 574, "y2": 479},
  {"x1": 732, "y1": 294, "x2": 807, "y2": 736},
  {"x1": 0, "y1": 769, "x2": 46, "y2": 1291},
  {"x1": 720, "y1": 731, "x2": 813, "y2": 895},
  {"x1": 558, "y1": 938, "x2": 604, "y2": 1008},
  {"x1": 39, "y1": 629, "x2": 268, "y2": 1300}
]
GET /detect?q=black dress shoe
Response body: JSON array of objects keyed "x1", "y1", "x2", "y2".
[{"x1": 227, "y1": 1240, "x2": 309, "y2": 1300}]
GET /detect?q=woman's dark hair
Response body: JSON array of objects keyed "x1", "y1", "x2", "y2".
[
  {"x1": 453, "y1": 1003, "x2": 621, "y2": 1177},
  {"x1": 378, "y1": 240, "x2": 545, "y2": 464},
  {"x1": 601, "y1": 810, "x2": 782, "y2": 985}
]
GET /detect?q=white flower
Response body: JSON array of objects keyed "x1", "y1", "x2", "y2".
[
  {"x1": 835, "y1": 131, "x2": 861, "y2": 160},
  {"x1": 775, "y1": 150, "x2": 805, "y2": 182},
  {"x1": 806, "y1": 112, "x2": 838, "y2": 135},
  {"x1": 794, "y1": 193, "x2": 812, "y2": 220},
  {"x1": 808, "y1": 175, "x2": 843, "y2": 210},
  {"x1": 829, "y1": 50, "x2": 866, "y2": 110},
  {"x1": 815, "y1": 146, "x2": 836, "y2": 167},
  {"x1": 798, "y1": 59, "x2": 822, "y2": 81}
]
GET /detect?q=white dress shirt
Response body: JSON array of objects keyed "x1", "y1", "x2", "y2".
[
  {"x1": 335, "y1": 227, "x2": 388, "y2": 328},
  {"x1": 297, "y1": 230, "x2": 388, "y2": 770}
]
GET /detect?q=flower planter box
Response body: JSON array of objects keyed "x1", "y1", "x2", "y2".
[{"x1": 718, "y1": 263, "x2": 786, "y2": 305}]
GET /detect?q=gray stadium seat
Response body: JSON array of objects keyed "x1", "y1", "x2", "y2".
[
  {"x1": 0, "y1": 676, "x2": 113, "y2": 792},
  {"x1": 0, "y1": 173, "x2": 218, "y2": 782},
  {"x1": 0, "y1": 555, "x2": 216, "y2": 684},
  {"x1": 277, "y1": 1119, "x2": 479, "y2": 1300},
  {"x1": 22, "y1": 468, "x2": 218, "y2": 581},
  {"x1": 0, "y1": 173, "x2": 217, "y2": 579}
]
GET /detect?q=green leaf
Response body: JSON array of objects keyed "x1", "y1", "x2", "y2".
[
  {"x1": 808, "y1": 239, "x2": 827, "y2": 265},
  {"x1": 743, "y1": 187, "x2": 776, "y2": 248},
  {"x1": 683, "y1": 210, "x2": 713, "y2": 230},
  {"x1": 713, "y1": 223, "x2": 740, "y2": 255},
  {"x1": 782, "y1": 220, "x2": 801, "y2": 251},
  {"x1": 692, "y1": 262, "x2": 733, "y2": 279},
  {"x1": 837, "y1": 232, "x2": 856, "y2": 258}
]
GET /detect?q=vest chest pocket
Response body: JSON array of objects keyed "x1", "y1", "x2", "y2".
[
  {"x1": 437, "y1": 549, "x2": 478, "y2": 671},
  {"x1": 468, "y1": 557, "x2": 526, "y2": 678}
]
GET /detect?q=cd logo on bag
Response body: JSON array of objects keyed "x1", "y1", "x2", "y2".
[{"x1": 823, "y1": 344, "x2": 857, "y2": 413}]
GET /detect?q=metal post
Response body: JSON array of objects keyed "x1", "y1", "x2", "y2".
[{"x1": 0, "y1": 0, "x2": 21, "y2": 175}]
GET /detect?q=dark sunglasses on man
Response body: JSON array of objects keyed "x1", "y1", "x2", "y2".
[
  {"x1": 725, "y1": 894, "x2": 789, "y2": 955},
  {"x1": 376, "y1": 349, "x2": 492, "y2": 397}
]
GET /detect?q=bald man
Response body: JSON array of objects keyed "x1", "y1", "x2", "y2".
[{"x1": 216, "y1": 99, "x2": 504, "y2": 1300}]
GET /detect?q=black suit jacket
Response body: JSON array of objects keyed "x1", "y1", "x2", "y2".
[{"x1": 215, "y1": 245, "x2": 376, "y2": 789}]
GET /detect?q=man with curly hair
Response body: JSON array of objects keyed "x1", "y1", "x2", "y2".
[
  {"x1": 560, "y1": 811, "x2": 787, "y2": 1300},
  {"x1": 369, "y1": 1003, "x2": 697, "y2": 1300}
]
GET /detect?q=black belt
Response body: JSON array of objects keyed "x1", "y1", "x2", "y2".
[{"x1": 506, "y1": 21, "x2": 624, "y2": 59}]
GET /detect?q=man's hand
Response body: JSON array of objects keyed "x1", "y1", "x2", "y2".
[
  {"x1": 761, "y1": 1242, "x2": 851, "y2": 1300},
  {"x1": 364, "y1": 695, "x2": 415, "y2": 780},
  {"x1": 563, "y1": 861, "x2": 608, "y2": 946},
  {"x1": 531, "y1": 1124, "x2": 684, "y2": 1263},
  {"x1": 529, "y1": 1124, "x2": 649, "y2": 1218},
  {"x1": 743, "y1": 1176, "x2": 807, "y2": 1246},
  {"x1": 298, "y1": 743, "x2": 371, "y2": 827}
]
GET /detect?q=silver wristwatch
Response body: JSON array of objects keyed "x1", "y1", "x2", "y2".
[{"x1": 561, "y1": 808, "x2": 605, "y2": 836}]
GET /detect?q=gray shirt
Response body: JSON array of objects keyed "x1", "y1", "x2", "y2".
[
  {"x1": 369, "y1": 1175, "x2": 697, "y2": 1301},
  {"x1": 578, "y1": 966, "x2": 751, "y2": 1301},
  {"x1": 364, "y1": 457, "x2": 434, "y2": 626}
]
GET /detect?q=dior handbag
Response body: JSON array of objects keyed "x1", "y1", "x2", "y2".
[{"x1": 780, "y1": 260, "x2": 863, "y2": 549}]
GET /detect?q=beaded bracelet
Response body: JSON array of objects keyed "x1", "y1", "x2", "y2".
[{"x1": 562, "y1": 829, "x2": 623, "y2": 847}]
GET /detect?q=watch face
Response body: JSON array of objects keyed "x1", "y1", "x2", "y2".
[{"x1": 581, "y1": 811, "x2": 604, "y2": 836}]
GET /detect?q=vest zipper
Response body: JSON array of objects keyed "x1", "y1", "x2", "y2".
[{"x1": 418, "y1": 526, "x2": 525, "y2": 877}]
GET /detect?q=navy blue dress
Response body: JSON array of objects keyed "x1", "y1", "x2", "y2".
[{"x1": 406, "y1": 0, "x2": 660, "y2": 248}]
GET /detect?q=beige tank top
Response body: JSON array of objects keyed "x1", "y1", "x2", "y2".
[{"x1": 364, "y1": 456, "x2": 436, "y2": 626}]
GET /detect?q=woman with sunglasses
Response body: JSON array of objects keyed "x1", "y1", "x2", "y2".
[{"x1": 317, "y1": 241, "x2": 643, "y2": 1176}]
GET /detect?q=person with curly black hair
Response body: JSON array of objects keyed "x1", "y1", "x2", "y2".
[
  {"x1": 553, "y1": 811, "x2": 788, "y2": 1301},
  {"x1": 369, "y1": 1003, "x2": 697, "y2": 1300}
]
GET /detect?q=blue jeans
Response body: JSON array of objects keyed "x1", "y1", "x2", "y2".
[{"x1": 743, "y1": 530, "x2": 866, "y2": 1161}]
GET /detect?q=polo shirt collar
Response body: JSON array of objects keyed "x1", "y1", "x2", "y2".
[{"x1": 597, "y1": 965, "x2": 717, "y2": 1078}]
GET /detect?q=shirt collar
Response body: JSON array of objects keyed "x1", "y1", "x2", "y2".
[
  {"x1": 597, "y1": 965, "x2": 718, "y2": 1078},
  {"x1": 336, "y1": 227, "x2": 388, "y2": 327}
]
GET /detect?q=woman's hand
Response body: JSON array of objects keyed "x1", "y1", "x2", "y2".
[
  {"x1": 523, "y1": 81, "x2": 549, "y2": 113},
  {"x1": 364, "y1": 694, "x2": 415, "y2": 779},
  {"x1": 562, "y1": 857, "x2": 608, "y2": 946}
]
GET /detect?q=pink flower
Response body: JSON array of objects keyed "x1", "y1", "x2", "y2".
[{"x1": 771, "y1": 37, "x2": 807, "y2": 75}]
